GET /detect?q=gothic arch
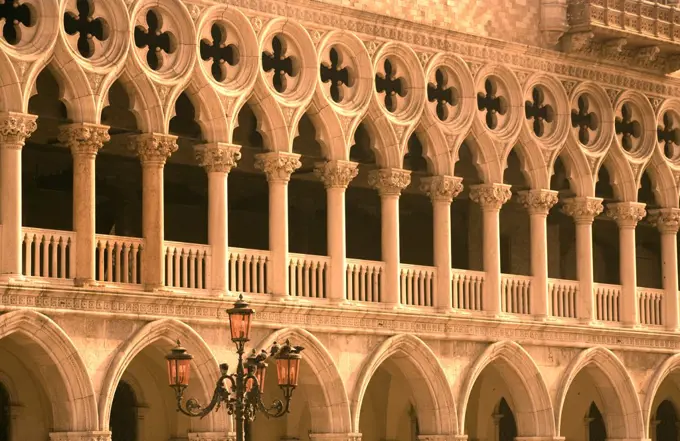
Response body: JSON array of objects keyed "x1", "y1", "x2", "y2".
[
  {"x1": 306, "y1": 94, "x2": 351, "y2": 161},
  {"x1": 255, "y1": 327, "x2": 352, "y2": 433},
  {"x1": 600, "y1": 153, "x2": 638, "y2": 202},
  {"x1": 0, "y1": 51, "x2": 24, "y2": 113},
  {"x1": 0, "y1": 309, "x2": 98, "y2": 431},
  {"x1": 249, "y1": 76, "x2": 293, "y2": 152},
  {"x1": 113, "y1": 66, "x2": 164, "y2": 134},
  {"x1": 503, "y1": 141, "x2": 548, "y2": 189},
  {"x1": 458, "y1": 340, "x2": 554, "y2": 437},
  {"x1": 350, "y1": 333, "x2": 458, "y2": 436},
  {"x1": 554, "y1": 347, "x2": 644, "y2": 439},
  {"x1": 415, "y1": 120, "x2": 456, "y2": 176},
  {"x1": 182, "y1": 78, "x2": 230, "y2": 144},
  {"x1": 454, "y1": 134, "x2": 503, "y2": 184},
  {"x1": 555, "y1": 142, "x2": 596, "y2": 197},
  {"x1": 643, "y1": 152, "x2": 679, "y2": 208},
  {"x1": 98, "y1": 318, "x2": 224, "y2": 432},
  {"x1": 643, "y1": 353, "x2": 680, "y2": 437}
]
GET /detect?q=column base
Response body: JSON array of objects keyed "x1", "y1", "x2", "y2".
[
  {"x1": 144, "y1": 283, "x2": 170, "y2": 293},
  {"x1": 437, "y1": 307, "x2": 455, "y2": 314},
  {"x1": 74, "y1": 278, "x2": 97, "y2": 288},
  {"x1": 188, "y1": 432, "x2": 234, "y2": 441},
  {"x1": 0, "y1": 273, "x2": 25, "y2": 284},
  {"x1": 49, "y1": 432, "x2": 111, "y2": 441},
  {"x1": 309, "y1": 434, "x2": 362, "y2": 441}
]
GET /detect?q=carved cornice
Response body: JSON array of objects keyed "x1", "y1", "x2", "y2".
[
  {"x1": 0, "y1": 112, "x2": 37, "y2": 147},
  {"x1": 314, "y1": 160, "x2": 359, "y2": 189},
  {"x1": 129, "y1": 134, "x2": 178, "y2": 167},
  {"x1": 561, "y1": 197, "x2": 603, "y2": 224},
  {"x1": 647, "y1": 208, "x2": 680, "y2": 234},
  {"x1": 194, "y1": 143, "x2": 242, "y2": 174},
  {"x1": 368, "y1": 168, "x2": 411, "y2": 196},
  {"x1": 58, "y1": 124, "x2": 110, "y2": 157},
  {"x1": 420, "y1": 175, "x2": 463, "y2": 203},
  {"x1": 469, "y1": 184, "x2": 512, "y2": 211},
  {"x1": 255, "y1": 152, "x2": 302, "y2": 183},
  {"x1": 607, "y1": 202, "x2": 647, "y2": 228},
  {"x1": 518, "y1": 190, "x2": 559, "y2": 215}
]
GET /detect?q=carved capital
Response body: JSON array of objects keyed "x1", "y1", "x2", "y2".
[
  {"x1": 368, "y1": 168, "x2": 411, "y2": 196},
  {"x1": 314, "y1": 160, "x2": 359, "y2": 189},
  {"x1": 0, "y1": 112, "x2": 37, "y2": 147},
  {"x1": 420, "y1": 175, "x2": 463, "y2": 203},
  {"x1": 49, "y1": 432, "x2": 111, "y2": 441},
  {"x1": 469, "y1": 184, "x2": 511, "y2": 211},
  {"x1": 518, "y1": 189, "x2": 558, "y2": 215},
  {"x1": 607, "y1": 202, "x2": 646, "y2": 228},
  {"x1": 561, "y1": 197, "x2": 603, "y2": 224},
  {"x1": 129, "y1": 133, "x2": 178, "y2": 167},
  {"x1": 647, "y1": 208, "x2": 680, "y2": 234},
  {"x1": 58, "y1": 123, "x2": 110, "y2": 157},
  {"x1": 255, "y1": 152, "x2": 302, "y2": 183},
  {"x1": 194, "y1": 143, "x2": 241, "y2": 173}
]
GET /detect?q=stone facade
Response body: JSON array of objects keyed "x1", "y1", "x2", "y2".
[{"x1": 3, "y1": 0, "x2": 680, "y2": 441}]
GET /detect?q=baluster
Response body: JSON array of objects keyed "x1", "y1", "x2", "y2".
[
  {"x1": 58, "y1": 237, "x2": 65, "y2": 278},
  {"x1": 132, "y1": 244, "x2": 139, "y2": 284},
  {"x1": 298, "y1": 260, "x2": 305, "y2": 297},
  {"x1": 311, "y1": 261, "x2": 318, "y2": 298},
  {"x1": 407, "y1": 270, "x2": 414, "y2": 305},
  {"x1": 164, "y1": 248, "x2": 172, "y2": 287},
  {"x1": 32, "y1": 235, "x2": 40, "y2": 277},
  {"x1": 197, "y1": 251, "x2": 204, "y2": 290},
  {"x1": 360, "y1": 266, "x2": 367, "y2": 302},
  {"x1": 352, "y1": 265, "x2": 360, "y2": 301},
  {"x1": 188, "y1": 250, "x2": 196, "y2": 289},
  {"x1": 418, "y1": 271, "x2": 425, "y2": 306},
  {"x1": 120, "y1": 244, "x2": 128, "y2": 283},
  {"x1": 451, "y1": 273, "x2": 458, "y2": 309},
  {"x1": 23, "y1": 234, "x2": 31, "y2": 276}
]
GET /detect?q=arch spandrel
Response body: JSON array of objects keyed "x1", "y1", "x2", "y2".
[
  {"x1": 600, "y1": 152, "x2": 639, "y2": 202},
  {"x1": 255, "y1": 327, "x2": 352, "y2": 434},
  {"x1": 555, "y1": 142, "x2": 596, "y2": 197},
  {"x1": 554, "y1": 347, "x2": 644, "y2": 440},
  {"x1": 350, "y1": 333, "x2": 458, "y2": 436},
  {"x1": 181, "y1": 78, "x2": 230, "y2": 144},
  {"x1": 643, "y1": 152, "x2": 679, "y2": 208},
  {"x1": 458, "y1": 340, "x2": 554, "y2": 438},
  {"x1": 456, "y1": 134, "x2": 504, "y2": 184},
  {"x1": 0, "y1": 309, "x2": 99, "y2": 432},
  {"x1": 98, "y1": 318, "x2": 224, "y2": 432},
  {"x1": 113, "y1": 67, "x2": 164, "y2": 134}
]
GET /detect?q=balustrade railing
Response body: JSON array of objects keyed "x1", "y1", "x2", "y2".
[
  {"x1": 22, "y1": 228, "x2": 75, "y2": 279},
  {"x1": 228, "y1": 248, "x2": 269, "y2": 295},
  {"x1": 594, "y1": 283, "x2": 621, "y2": 322},
  {"x1": 501, "y1": 274, "x2": 532, "y2": 315},
  {"x1": 399, "y1": 264, "x2": 435, "y2": 307},
  {"x1": 638, "y1": 287, "x2": 664, "y2": 326},
  {"x1": 288, "y1": 253, "x2": 329, "y2": 299},
  {"x1": 164, "y1": 241, "x2": 211, "y2": 290},
  {"x1": 451, "y1": 269, "x2": 485, "y2": 311},
  {"x1": 549, "y1": 279, "x2": 579, "y2": 319},
  {"x1": 346, "y1": 259, "x2": 384, "y2": 303},
  {"x1": 96, "y1": 235, "x2": 143, "y2": 285}
]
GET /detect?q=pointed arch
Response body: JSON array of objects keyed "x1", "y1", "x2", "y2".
[
  {"x1": 350, "y1": 333, "x2": 457, "y2": 435},
  {"x1": 183, "y1": 77, "x2": 230, "y2": 144},
  {"x1": 98, "y1": 319, "x2": 224, "y2": 432},
  {"x1": 643, "y1": 353, "x2": 680, "y2": 437},
  {"x1": 455, "y1": 134, "x2": 503, "y2": 184},
  {"x1": 255, "y1": 327, "x2": 351, "y2": 433},
  {"x1": 0, "y1": 309, "x2": 98, "y2": 431},
  {"x1": 0, "y1": 51, "x2": 24, "y2": 113},
  {"x1": 554, "y1": 347, "x2": 643, "y2": 439},
  {"x1": 112, "y1": 66, "x2": 164, "y2": 134},
  {"x1": 507, "y1": 140, "x2": 549, "y2": 189},
  {"x1": 555, "y1": 142, "x2": 595, "y2": 197},
  {"x1": 643, "y1": 152, "x2": 678, "y2": 208},
  {"x1": 249, "y1": 76, "x2": 294, "y2": 152},
  {"x1": 601, "y1": 152, "x2": 638, "y2": 202},
  {"x1": 415, "y1": 120, "x2": 456, "y2": 176},
  {"x1": 306, "y1": 94, "x2": 349, "y2": 161},
  {"x1": 458, "y1": 340, "x2": 554, "y2": 437}
]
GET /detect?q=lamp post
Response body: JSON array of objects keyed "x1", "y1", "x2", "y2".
[{"x1": 165, "y1": 295, "x2": 304, "y2": 441}]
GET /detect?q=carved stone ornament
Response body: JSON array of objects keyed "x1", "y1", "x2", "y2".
[
  {"x1": 647, "y1": 208, "x2": 680, "y2": 234},
  {"x1": 58, "y1": 123, "x2": 111, "y2": 157},
  {"x1": 0, "y1": 112, "x2": 38, "y2": 146},
  {"x1": 188, "y1": 433, "x2": 235, "y2": 441},
  {"x1": 562, "y1": 197, "x2": 603, "y2": 223},
  {"x1": 606, "y1": 202, "x2": 647, "y2": 228},
  {"x1": 254, "y1": 152, "x2": 302, "y2": 183},
  {"x1": 129, "y1": 133, "x2": 178, "y2": 167},
  {"x1": 420, "y1": 175, "x2": 463, "y2": 203},
  {"x1": 314, "y1": 160, "x2": 359, "y2": 189},
  {"x1": 368, "y1": 168, "x2": 412, "y2": 196},
  {"x1": 194, "y1": 143, "x2": 241, "y2": 173},
  {"x1": 308, "y1": 435, "x2": 363, "y2": 441},
  {"x1": 518, "y1": 189, "x2": 559, "y2": 215},
  {"x1": 49, "y1": 432, "x2": 112, "y2": 441},
  {"x1": 469, "y1": 184, "x2": 512, "y2": 211}
]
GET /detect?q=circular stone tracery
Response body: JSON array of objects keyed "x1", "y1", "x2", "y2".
[
  {"x1": 524, "y1": 87, "x2": 555, "y2": 138},
  {"x1": 571, "y1": 94, "x2": 600, "y2": 146},
  {"x1": 658, "y1": 110, "x2": 680, "y2": 161},
  {"x1": 0, "y1": 0, "x2": 57, "y2": 58},
  {"x1": 372, "y1": 43, "x2": 424, "y2": 123},
  {"x1": 477, "y1": 77, "x2": 509, "y2": 131}
]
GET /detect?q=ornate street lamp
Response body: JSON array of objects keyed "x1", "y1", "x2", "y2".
[{"x1": 165, "y1": 295, "x2": 304, "y2": 441}]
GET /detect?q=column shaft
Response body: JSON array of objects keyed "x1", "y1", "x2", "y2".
[
  {"x1": 255, "y1": 152, "x2": 301, "y2": 297},
  {"x1": 59, "y1": 124, "x2": 110, "y2": 285},
  {"x1": 470, "y1": 184, "x2": 511, "y2": 315},
  {"x1": 0, "y1": 113, "x2": 36, "y2": 276},
  {"x1": 607, "y1": 202, "x2": 646, "y2": 326},
  {"x1": 196, "y1": 143, "x2": 241, "y2": 295},
  {"x1": 368, "y1": 168, "x2": 411, "y2": 307},
  {"x1": 648, "y1": 208, "x2": 680, "y2": 330},
  {"x1": 563, "y1": 197, "x2": 603, "y2": 322},
  {"x1": 130, "y1": 134, "x2": 178, "y2": 291}
]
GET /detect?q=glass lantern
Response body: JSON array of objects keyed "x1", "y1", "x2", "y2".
[
  {"x1": 165, "y1": 341, "x2": 193, "y2": 392},
  {"x1": 275, "y1": 345, "x2": 302, "y2": 388},
  {"x1": 226, "y1": 295, "x2": 254, "y2": 342}
]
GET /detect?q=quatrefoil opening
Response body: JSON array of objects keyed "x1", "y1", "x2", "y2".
[
  {"x1": 320, "y1": 47, "x2": 353, "y2": 104},
  {"x1": 571, "y1": 95, "x2": 599, "y2": 146},
  {"x1": 525, "y1": 87, "x2": 554, "y2": 138},
  {"x1": 659, "y1": 112, "x2": 680, "y2": 160},
  {"x1": 64, "y1": 0, "x2": 110, "y2": 59},
  {"x1": 134, "y1": 9, "x2": 177, "y2": 71},
  {"x1": 200, "y1": 23, "x2": 239, "y2": 83},
  {"x1": 0, "y1": 0, "x2": 36, "y2": 46},
  {"x1": 375, "y1": 58, "x2": 406, "y2": 113},
  {"x1": 262, "y1": 35, "x2": 298, "y2": 94},
  {"x1": 427, "y1": 68, "x2": 459, "y2": 122},
  {"x1": 477, "y1": 78, "x2": 508, "y2": 130},
  {"x1": 615, "y1": 103, "x2": 642, "y2": 152}
]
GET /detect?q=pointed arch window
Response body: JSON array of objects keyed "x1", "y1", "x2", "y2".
[
  {"x1": 111, "y1": 381, "x2": 138, "y2": 441},
  {"x1": 497, "y1": 397, "x2": 517, "y2": 441},
  {"x1": 587, "y1": 402, "x2": 606, "y2": 441}
]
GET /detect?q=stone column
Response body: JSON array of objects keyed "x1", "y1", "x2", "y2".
[
  {"x1": 469, "y1": 183, "x2": 512, "y2": 315},
  {"x1": 368, "y1": 168, "x2": 411, "y2": 307},
  {"x1": 255, "y1": 152, "x2": 301, "y2": 297},
  {"x1": 58, "y1": 123, "x2": 110, "y2": 286},
  {"x1": 607, "y1": 201, "x2": 646, "y2": 327},
  {"x1": 562, "y1": 197, "x2": 603, "y2": 322},
  {"x1": 309, "y1": 435, "x2": 362, "y2": 441},
  {"x1": 518, "y1": 189, "x2": 559, "y2": 319},
  {"x1": 0, "y1": 113, "x2": 37, "y2": 277},
  {"x1": 420, "y1": 175, "x2": 464, "y2": 312},
  {"x1": 195, "y1": 143, "x2": 241, "y2": 296},
  {"x1": 648, "y1": 208, "x2": 680, "y2": 331},
  {"x1": 49, "y1": 432, "x2": 111, "y2": 441},
  {"x1": 129, "y1": 134, "x2": 178, "y2": 291},
  {"x1": 314, "y1": 160, "x2": 359, "y2": 303}
]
